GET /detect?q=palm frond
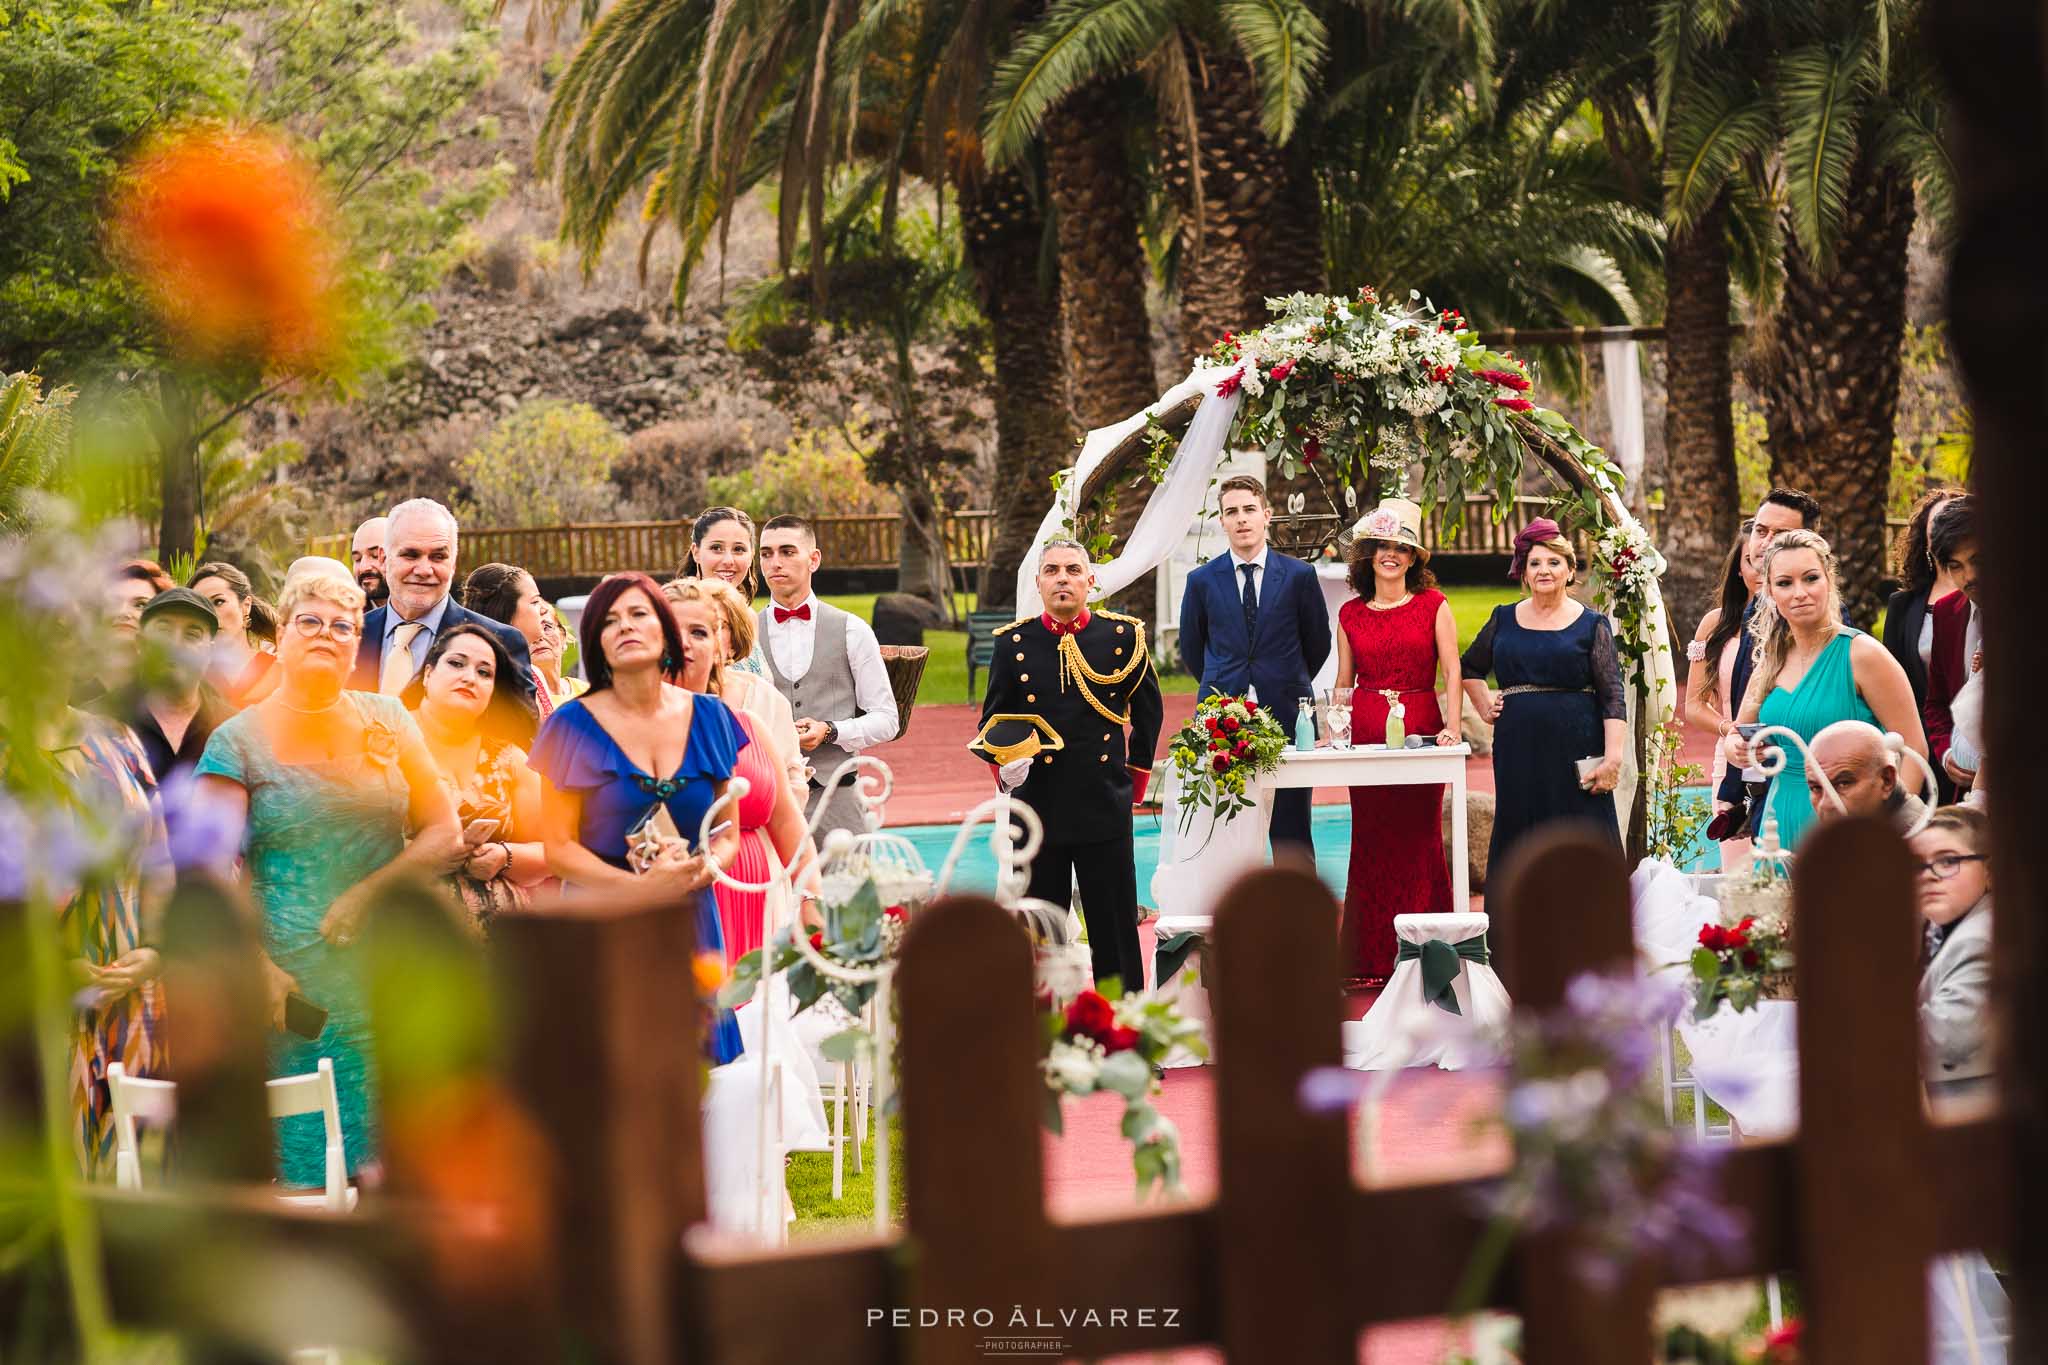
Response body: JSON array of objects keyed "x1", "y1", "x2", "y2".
[
  {"x1": 980, "y1": 0, "x2": 1176, "y2": 169},
  {"x1": 1721, "y1": 172, "x2": 1783, "y2": 311},
  {"x1": 1660, "y1": 71, "x2": 1774, "y2": 230},
  {"x1": 1217, "y1": 0, "x2": 1327, "y2": 145},
  {"x1": 0, "y1": 372, "x2": 74, "y2": 531},
  {"x1": 1871, "y1": 92, "x2": 1954, "y2": 239},
  {"x1": 1774, "y1": 40, "x2": 1867, "y2": 272}
]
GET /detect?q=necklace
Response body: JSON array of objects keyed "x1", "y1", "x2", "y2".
[
  {"x1": 1367, "y1": 593, "x2": 1413, "y2": 611},
  {"x1": 274, "y1": 692, "x2": 342, "y2": 716}
]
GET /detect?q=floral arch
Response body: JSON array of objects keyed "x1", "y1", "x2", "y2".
[{"x1": 1019, "y1": 289, "x2": 1679, "y2": 855}]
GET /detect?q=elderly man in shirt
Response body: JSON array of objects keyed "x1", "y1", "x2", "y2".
[
  {"x1": 349, "y1": 498, "x2": 536, "y2": 724},
  {"x1": 1805, "y1": 719, "x2": 1929, "y2": 835},
  {"x1": 755, "y1": 514, "x2": 900, "y2": 838}
]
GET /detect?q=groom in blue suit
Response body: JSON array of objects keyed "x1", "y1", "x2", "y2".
[{"x1": 1178, "y1": 474, "x2": 1331, "y2": 855}]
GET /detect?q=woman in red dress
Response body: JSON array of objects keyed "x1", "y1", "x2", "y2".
[{"x1": 1333, "y1": 498, "x2": 1464, "y2": 987}]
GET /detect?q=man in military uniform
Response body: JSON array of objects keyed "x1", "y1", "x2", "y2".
[{"x1": 970, "y1": 539, "x2": 1163, "y2": 992}]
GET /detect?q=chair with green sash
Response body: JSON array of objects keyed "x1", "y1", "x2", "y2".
[{"x1": 1340, "y1": 912, "x2": 1509, "y2": 1071}]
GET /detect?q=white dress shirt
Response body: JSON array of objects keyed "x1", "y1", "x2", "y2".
[
  {"x1": 1228, "y1": 544, "x2": 1270, "y2": 701},
  {"x1": 762, "y1": 593, "x2": 900, "y2": 752}
]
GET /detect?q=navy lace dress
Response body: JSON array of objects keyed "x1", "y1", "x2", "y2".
[
  {"x1": 529, "y1": 693, "x2": 748, "y2": 1063},
  {"x1": 1460, "y1": 603, "x2": 1626, "y2": 909}
]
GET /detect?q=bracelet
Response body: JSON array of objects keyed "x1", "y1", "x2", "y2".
[{"x1": 1685, "y1": 639, "x2": 1708, "y2": 663}]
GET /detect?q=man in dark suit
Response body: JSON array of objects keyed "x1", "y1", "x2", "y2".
[
  {"x1": 971, "y1": 539, "x2": 1163, "y2": 992},
  {"x1": 1922, "y1": 496, "x2": 1982, "y2": 792},
  {"x1": 1177, "y1": 474, "x2": 1331, "y2": 855},
  {"x1": 349, "y1": 498, "x2": 537, "y2": 717}
]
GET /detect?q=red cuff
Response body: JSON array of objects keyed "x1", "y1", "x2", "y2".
[{"x1": 1128, "y1": 765, "x2": 1151, "y2": 805}]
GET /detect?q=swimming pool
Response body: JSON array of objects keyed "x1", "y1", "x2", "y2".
[{"x1": 894, "y1": 790, "x2": 1720, "y2": 903}]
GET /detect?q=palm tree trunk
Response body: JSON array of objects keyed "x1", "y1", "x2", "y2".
[
  {"x1": 1044, "y1": 82, "x2": 1157, "y2": 430},
  {"x1": 963, "y1": 168, "x2": 1076, "y2": 612},
  {"x1": 1660, "y1": 194, "x2": 1740, "y2": 633},
  {"x1": 1754, "y1": 151, "x2": 1915, "y2": 628}
]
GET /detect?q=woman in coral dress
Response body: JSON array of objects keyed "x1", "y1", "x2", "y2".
[{"x1": 1333, "y1": 499, "x2": 1463, "y2": 987}]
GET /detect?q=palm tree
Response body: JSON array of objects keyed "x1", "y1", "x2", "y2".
[
  {"x1": 0, "y1": 372, "x2": 75, "y2": 532},
  {"x1": 1657, "y1": 0, "x2": 1952, "y2": 625}
]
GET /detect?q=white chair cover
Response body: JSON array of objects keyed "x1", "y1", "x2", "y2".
[
  {"x1": 1342, "y1": 913, "x2": 1508, "y2": 1071},
  {"x1": 702, "y1": 994, "x2": 833, "y2": 1238},
  {"x1": 1150, "y1": 765, "x2": 1275, "y2": 931}
]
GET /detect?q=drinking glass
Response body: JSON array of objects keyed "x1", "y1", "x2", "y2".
[{"x1": 1326, "y1": 687, "x2": 1354, "y2": 750}]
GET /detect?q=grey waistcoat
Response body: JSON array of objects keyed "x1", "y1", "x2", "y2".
[{"x1": 760, "y1": 601, "x2": 860, "y2": 787}]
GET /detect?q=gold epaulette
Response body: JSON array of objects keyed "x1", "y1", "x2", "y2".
[{"x1": 991, "y1": 616, "x2": 1035, "y2": 637}]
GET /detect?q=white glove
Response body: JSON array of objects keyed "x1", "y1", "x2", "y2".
[{"x1": 998, "y1": 757, "x2": 1032, "y2": 790}]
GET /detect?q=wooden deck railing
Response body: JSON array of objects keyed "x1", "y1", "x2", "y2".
[{"x1": 73, "y1": 819, "x2": 2020, "y2": 1364}]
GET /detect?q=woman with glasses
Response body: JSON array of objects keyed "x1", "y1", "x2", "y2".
[
  {"x1": 194, "y1": 559, "x2": 464, "y2": 1189},
  {"x1": 1910, "y1": 805, "x2": 1995, "y2": 1100}
]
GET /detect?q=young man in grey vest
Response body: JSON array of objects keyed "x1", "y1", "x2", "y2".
[{"x1": 757, "y1": 514, "x2": 901, "y2": 837}]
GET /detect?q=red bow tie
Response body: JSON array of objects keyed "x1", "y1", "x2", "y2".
[
  {"x1": 1041, "y1": 609, "x2": 1090, "y2": 635},
  {"x1": 774, "y1": 603, "x2": 812, "y2": 624}
]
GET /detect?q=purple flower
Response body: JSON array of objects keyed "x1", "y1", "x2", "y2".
[
  {"x1": 1297, "y1": 1066, "x2": 1373, "y2": 1114},
  {"x1": 160, "y1": 768, "x2": 241, "y2": 875}
]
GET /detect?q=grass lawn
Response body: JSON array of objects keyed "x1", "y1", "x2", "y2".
[
  {"x1": 786, "y1": 1112, "x2": 906, "y2": 1238},
  {"x1": 824, "y1": 584, "x2": 1524, "y2": 707}
]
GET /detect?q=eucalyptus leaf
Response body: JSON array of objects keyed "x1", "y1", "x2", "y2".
[
  {"x1": 1097, "y1": 1049, "x2": 1152, "y2": 1100},
  {"x1": 820, "y1": 1027, "x2": 870, "y2": 1064}
]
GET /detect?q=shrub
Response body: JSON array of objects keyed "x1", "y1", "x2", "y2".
[
  {"x1": 705, "y1": 419, "x2": 894, "y2": 524},
  {"x1": 612, "y1": 401, "x2": 783, "y2": 519},
  {"x1": 457, "y1": 400, "x2": 626, "y2": 527}
]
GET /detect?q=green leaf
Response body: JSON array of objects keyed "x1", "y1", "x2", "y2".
[
  {"x1": 1775, "y1": 42, "x2": 1868, "y2": 272},
  {"x1": 716, "y1": 949, "x2": 765, "y2": 1009},
  {"x1": 980, "y1": 0, "x2": 1178, "y2": 169},
  {"x1": 1661, "y1": 73, "x2": 1775, "y2": 230},
  {"x1": 1690, "y1": 945, "x2": 1720, "y2": 982},
  {"x1": 1097, "y1": 1049, "x2": 1152, "y2": 1100},
  {"x1": 819, "y1": 1027, "x2": 870, "y2": 1064},
  {"x1": 1218, "y1": 0, "x2": 1329, "y2": 145}
]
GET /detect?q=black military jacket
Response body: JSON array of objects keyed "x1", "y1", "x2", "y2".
[{"x1": 971, "y1": 607, "x2": 1163, "y2": 844}]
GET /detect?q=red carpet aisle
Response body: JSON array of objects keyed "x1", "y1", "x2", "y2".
[
  {"x1": 867, "y1": 694, "x2": 1719, "y2": 828},
  {"x1": 1043, "y1": 1067, "x2": 1507, "y2": 1363}
]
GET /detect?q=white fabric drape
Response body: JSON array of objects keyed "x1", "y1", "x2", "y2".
[
  {"x1": 1601, "y1": 339, "x2": 1646, "y2": 512},
  {"x1": 1341, "y1": 913, "x2": 1509, "y2": 1071},
  {"x1": 1016, "y1": 364, "x2": 1247, "y2": 617},
  {"x1": 1149, "y1": 761, "x2": 1276, "y2": 933}
]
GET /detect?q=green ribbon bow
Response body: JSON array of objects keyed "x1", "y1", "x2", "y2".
[{"x1": 1395, "y1": 935, "x2": 1490, "y2": 1016}]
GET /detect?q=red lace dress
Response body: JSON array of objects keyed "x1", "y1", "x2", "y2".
[
  {"x1": 713, "y1": 709, "x2": 781, "y2": 963},
  {"x1": 1337, "y1": 589, "x2": 1453, "y2": 985}
]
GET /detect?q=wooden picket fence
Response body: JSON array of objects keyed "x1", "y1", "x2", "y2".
[
  {"x1": 306, "y1": 512, "x2": 998, "y2": 578},
  {"x1": 73, "y1": 820, "x2": 2016, "y2": 1363}
]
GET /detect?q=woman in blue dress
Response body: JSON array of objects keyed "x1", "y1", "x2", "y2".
[
  {"x1": 1461, "y1": 520, "x2": 1629, "y2": 927},
  {"x1": 529, "y1": 571, "x2": 747, "y2": 1062},
  {"x1": 1727, "y1": 529, "x2": 1926, "y2": 849}
]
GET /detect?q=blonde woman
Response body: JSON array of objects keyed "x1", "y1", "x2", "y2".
[
  {"x1": 664, "y1": 576, "x2": 822, "y2": 957},
  {"x1": 1725, "y1": 529, "x2": 1926, "y2": 849},
  {"x1": 194, "y1": 562, "x2": 463, "y2": 1187},
  {"x1": 663, "y1": 576, "x2": 808, "y2": 809}
]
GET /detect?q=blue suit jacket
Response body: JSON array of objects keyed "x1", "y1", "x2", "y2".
[
  {"x1": 1177, "y1": 550, "x2": 1331, "y2": 724},
  {"x1": 350, "y1": 597, "x2": 538, "y2": 710}
]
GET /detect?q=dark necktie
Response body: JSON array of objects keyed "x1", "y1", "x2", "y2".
[{"x1": 1240, "y1": 562, "x2": 1258, "y2": 645}]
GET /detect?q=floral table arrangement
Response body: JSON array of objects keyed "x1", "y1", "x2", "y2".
[
  {"x1": 1165, "y1": 694, "x2": 1288, "y2": 834},
  {"x1": 1683, "y1": 912, "x2": 1795, "y2": 1022},
  {"x1": 1039, "y1": 982, "x2": 1207, "y2": 1198}
]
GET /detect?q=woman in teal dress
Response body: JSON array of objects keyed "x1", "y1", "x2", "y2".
[
  {"x1": 195, "y1": 562, "x2": 462, "y2": 1188},
  {"x1": 530, "y1": 572, "x2": 747, "y2": 1062},
  {"x1": 1729, "y1": 529, "x2": 1927, "y2": 848}
]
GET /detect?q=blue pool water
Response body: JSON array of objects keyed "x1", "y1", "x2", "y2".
[{"x1": 897, "y1": 790, "x2": 1720, "y2": 904}]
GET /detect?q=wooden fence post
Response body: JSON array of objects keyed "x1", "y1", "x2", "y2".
[
  {"x1": 492, "y1": 892, "x2": 706, "y2": 1365},
  {"x1": 897, "y1": 895, "x2": 1049, "y2": 1365},
  {"x1": 1790, "y1": 818, "x2": 1933, "y2": 1363},
  {"x1": 1210, "y1": 865, "x2": 1351, "y2": 1363},
  {"x1": 1496, "y1": 829, "x2": 1652, "y2": 1365},
  {"x1": 157, "y1": 875, "x2": 272, "y2": 1184}
]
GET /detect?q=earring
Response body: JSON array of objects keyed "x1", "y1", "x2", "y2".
[{"x1": 662, "y1": 653, "x2": 677, "y2": 671}]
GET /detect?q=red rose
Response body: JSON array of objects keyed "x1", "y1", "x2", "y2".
[
  {"x1": 1764, "y1": 1319, "x2": 1803, "y2": 1350},
  {"x1": 1205, "y1": 717, "x2": 1222, "y2": 734},
  {"x1": 1232, "y1": 742, "x2": 1249, "y2": 760},
  {"x1": 1221, "y1": 715, "x2": 1240, "y2": 733},
  {"x1": 1736, "y1": 916, "x2": 1756, "y2": 934},
  {"x1": 1065, "y1": 990, "x2": 1115, "y2": 1040},
  {"x1": 884, "y1": 904, "x2": 908, "y2": 922},
  {"x1": 1725, "y1": 928, "x2": 1750, "y2": 950},
  {"x1": 1303, "y1": 437, "x2": 1321, "y2": 463},
  {"x1": 1493, "y1": 396, "x2": 1534, "y2": 412},
  {"x1": 1269, "y1": 358, "x2": 1295, "y2": 383},
  {"x1": 1212, "y1": 753, "x2": 1231, "y2": 773},
  {"x1": 1102, "y1": 1026, "x2": 1142, "y2": 1054},
  {"x1": 1697, "y1": 924, "x2": 1720, "y2": 951},
  {"x1": 1215, "y1": 369, "x2": 1244, "y2": 398},
  {"x1": 808, "y1": 931, "x2": 825, "y2": 952},
  {"x1": 1741, "y1": 949, "x2": 1760, "y2": 969}
]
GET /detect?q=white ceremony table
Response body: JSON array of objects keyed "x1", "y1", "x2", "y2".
[{"x1": 1151, "y1": 742, "x2": 1474, "y2": 937}]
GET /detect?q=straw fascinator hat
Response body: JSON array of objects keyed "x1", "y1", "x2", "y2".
[{"x1": 1349, "y1": 497, "x2": 1429, "y2": 560}]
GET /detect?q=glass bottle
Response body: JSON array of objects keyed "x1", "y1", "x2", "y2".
[{"x1": 1294, "y1": 696, "x2": 1317, "y2": 750}]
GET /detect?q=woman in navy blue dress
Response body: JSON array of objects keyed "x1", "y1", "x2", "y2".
[
  {"x1": 530, "y1": 571, "x2": 746, "y2": 1063},
  {"x1": 1460, "y1": 521, "x2": 1628, "y2": 928}
]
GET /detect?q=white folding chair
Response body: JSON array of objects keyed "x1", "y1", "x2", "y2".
[
  {"x1": 107, "y1": 1062, "x2": 177, "y2": 1191},
  {"x1": 267, "y1": 1057, "x2": 357, "y2": 1212}
]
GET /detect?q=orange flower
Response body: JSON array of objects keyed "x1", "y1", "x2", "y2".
[
  {"x1": 692, "y1": 951, "x2": 727, "y2": 996},
  {"x1": 110, "y1": 123, "x2": 344, "y2": 373}
]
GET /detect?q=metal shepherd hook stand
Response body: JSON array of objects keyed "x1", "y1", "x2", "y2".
[
  {"x1": 699, "y1": 753, "x2": 920, "y2": 1239},
  {"x1": 1740, "y1": 724, "x2": 1940, "y2": 847}
]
